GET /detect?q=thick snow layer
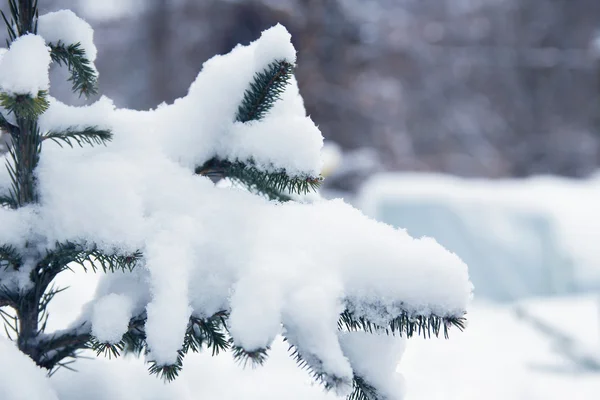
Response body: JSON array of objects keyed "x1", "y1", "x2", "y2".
[
  {"x1": 0, "y1": 34, "x2": 50, "y2": 96},
  {"x1": 340, "y1": 332, "x2": 406, "y2": 400},
  {"x1": 38, "y1": 10, "x2": 97, "y2": 62},
  {"x1": 0, "y1": 337, "x2": 59, "y2": 400},
  {"x1": 0, "y1": 24, "x2": 470, "y2": 390},
  {"x1": 358, "y1": 172, "x2": 600, "y2": 301},
  {"x1": 91, "y1": 293, "x2": 134, "y2": 344}
]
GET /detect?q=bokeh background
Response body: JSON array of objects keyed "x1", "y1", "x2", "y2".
[{"x1": 3, "y1": 1, "x2": 600, "y2": 399}]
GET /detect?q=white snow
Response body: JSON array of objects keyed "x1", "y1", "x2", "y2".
[
  {"x1": 91, "y1": 293, "x2": 134, "y2": 344},
  {"x1": 38, "y1": 10, "x2": 97, "y2": 62},
  {"x1": 340, "y1": 332, "x2": 406, "y2": 400},
  {"x1": 253, "y1": 23, "x2": 297, "y2": 70},
  {"x1": 0, "y1": 34, "x2": 50, "y2": 96},
  {"x1": 0, "y1": 337, "x2": 59, "y2": 400}
]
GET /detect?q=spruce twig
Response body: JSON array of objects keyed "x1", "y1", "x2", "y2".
[
  {"x1": 49, "y1": 41, "x2": 98, "y2": 97},
  {"x1": 42, "y1": 126, "x2": 112, "y2": 148}
]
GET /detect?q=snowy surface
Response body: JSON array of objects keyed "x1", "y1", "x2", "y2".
[
  {"x1": 0, "y1": 34, "x2": 50, "y2": 96},
  {"x1": 402, "y1": 297, "x2": 600, "y2": 400},
  {"x1": 357, "y1": 172, "x2": 600, "y2": 301},
  {"x1": 0, "y1": 337, "x2": 58, "y2": 400},
  {"x1": 0, "y1": 22, "x2": 471, "y2": 396},
  {"x1": 38, "y1": 10, "x2": 98, "y2": 62}
]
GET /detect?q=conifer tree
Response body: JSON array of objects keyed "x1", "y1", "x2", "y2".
[{"x1": 0, "y1": 1, "x2": 471, "y2": 399}]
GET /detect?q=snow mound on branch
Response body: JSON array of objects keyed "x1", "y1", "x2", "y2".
[
  {"x1": 0, "y1": 337, "x2": 59, "y2": 400},
  {"x1": 91, "y1": 293, "x2": 134, "y2": 344},
  {"x1": 38, "y1": 24, "x2": 321, "y2": 177},
  {"x1": 0, "y1": 34, "x2": 50, "y2": 96},
  {"x1": 38, "y1": 10, "x2": 97, "y2": 62}
]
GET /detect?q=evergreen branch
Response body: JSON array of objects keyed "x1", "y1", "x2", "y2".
[
  {"x1": 0, "y1": 284, "x2": 19, "y2": 309},
  {"x1": 0, "y1": 307, "x2": 19, "y2": 339},
  {"x1": 231, "y1": 342, "x2": 269, "y2": 368},
  {"x1": 236, "y1": 60, "x2": 294, "y2": 123},
  {"x1": 186, "y1": 312, "x2": 230, "y2": 356},
  {"x1": 348, "y1": 375, "x2": 380, "y2": 400},
  {"x1": 337, "y1": 307, "x2": 466, "y2": 339},
  {"x1": 0, "y1": 194, "x2": 17, "y2": 208},
  {"x1": 49, "y1": 41, "x2": 98, "y2": 97},
  {"x1": 40, "y1": 241, "x2": 142, "y2": 278},
  {"x1": 147, "y1": 358, "x2": 183, "y2": 382},
  {"x1": 42, "y1": 126, "x2": 112, "y2": 148},
  {"x1": 0, "y1": 90, "x2": 49, "y2": 119},
  {"x1": 0, "y1": 244, "x2": 21, "y2": 269},
  {"x1": 0, "y1": 111, "x2": 13, "y2": 132},
  {"x1": 1, "y1": 0, "x2": 38, "y2": 42},
  {"x1": 196, "y1": 158, "x2": 322, "y2": 198},
  {"x1": 284, "y1": 336, "x2": 328, "y2": 386}
]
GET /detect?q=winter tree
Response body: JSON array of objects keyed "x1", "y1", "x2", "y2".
[{"x1": 0, "y1": 1, "x2": 471, "y2": 399}]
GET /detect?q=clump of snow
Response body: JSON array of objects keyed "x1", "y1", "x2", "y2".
[
  {"x1": 253, "y1": 23, "x2": 296, "y2": 70},
  {"x1": 340, "y1": 332, "x2": 406, "y2": 400},
  {"x1": 0, "y1": 34, "x2": 50, "y2": 96},
  {"x1": 0, "y1": 337, "x2": 59, "y2": 400},
  {"x1": 91, "y1": 293, "x2": 134, "y2": 344},
  {"x1": 38, "y1": 10, "x2": 97, "y2": 62}
]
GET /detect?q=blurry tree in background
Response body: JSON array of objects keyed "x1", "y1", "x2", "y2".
[{"x1": 9, "y1": 0, "x2": 600, "y2": 181}]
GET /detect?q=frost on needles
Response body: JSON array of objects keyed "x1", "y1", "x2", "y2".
[{"x1": 0, "y1": 2, "x2": 472, "y2": 400}]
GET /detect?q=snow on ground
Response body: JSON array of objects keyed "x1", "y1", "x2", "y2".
[{"x1": 402, "y1": 296, "x2": 600, "y2": 400}]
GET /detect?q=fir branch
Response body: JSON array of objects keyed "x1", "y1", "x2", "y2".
[
  {"x1": 236, "y1": 60, "x2": 294, "y2": 123},
  {"x1": 0, "y1": 194, "x2": 17, "y2": 208},
  {"x1": 348, "y1": 375, "x2": 380, "y2": 400},
  {"x1": 196, "y1": 158, "x2": 322, "y2": 198},
  {"x1": 0, "y1": 306, "x2": 19, "y2": 339},
  {"x1": 337, "y1": 307, "x2": 466, "y2": 340},
  {"x1": 49, "y1": 41, "x2": 98, "y2": 97},
  {"x1": 0, "y1": 111, "x2": 13, "y2": 132},
  {"x1": 40, "y1": 241, "x2": 142, "y2": 279},
  {"x1": 147, "y1": 358, "x2": 183, "y2": 382},
  {"x1": 0, "y1": 284, "x2": 19, "y2": 309},
  {"x1": 284, "y1": 336, "x2": 328, "y2": 386},
  {"x1": 185, "y1": 312, "x2": 230, "y2": 356},
  {"x1": 42, "y1": 126, "x2": 112, "y2": 148},
  {"x1": 0, "y1": 90, "x2": 49, "y2": 119},
  {"x1": 231, "y1": 342, "x2": 269, "y2": 368},
  {"x1": 1, "y1": 0, "x2": 38, "y2": 42},
  {"x1": 0, "y1": 243, "x2": 21, "y2": 269}
]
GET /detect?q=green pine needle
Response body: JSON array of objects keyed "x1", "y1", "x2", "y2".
[
  {"x1": 236, "y1": 60, "x2": 294, "y2": 123},
  {"x1": 42, "y1": 126, "x2": 112, "y2": 148},
  {"x1": 231, "y1": 343, "x2": 269, "y2": 368},
  {"x1": 348, "y1": 375, "x2": 380, "y2": 400},
  {"x1": 148, "y1": 357, "x2": 183, "y2": 381},
  {"x1": 0, "y1": 193, "x2": 17, "y2": 209},
  {"x1": 196, "y1": 158, "x2": 322, "y2": 198},
  {"x1": 0, "y1": 244, "x2": 21, "y2": 270},
  {"x1": 337, "y1": 308, "x2": 466, "y2": 339},
  {"x1": 89, "y1": 337, "x2": 124, "y2": 359},
  {"x1": 41, "y1": 241, "x2": 142, "y2": 276},
  {"x1": 49, "y1": 41, "x2": 98, "y2": 97},
  {"x1": 0, "y1": 90, "x2": 49, "y2": 119}
]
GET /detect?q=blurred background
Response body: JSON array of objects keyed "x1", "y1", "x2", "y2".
[{"x1": 5, "y1": 0, "x2": 600, "y2": 398}]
